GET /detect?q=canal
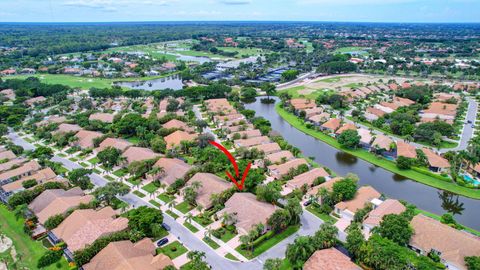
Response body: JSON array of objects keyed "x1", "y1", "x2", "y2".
[{"x1": 245, "y1": 97, "x2": 480, "y2": 230}]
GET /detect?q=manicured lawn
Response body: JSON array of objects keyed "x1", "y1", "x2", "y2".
[
  {"x1": 128, "y1": 177, "x2": 142, "y2": 186},
  {"x1": 306, "y1": 205, "x2": 337, "y2": 223},
  {"x1": 142, "y1": 182, "x2": 159, "y2": 194},
  {"x1": 166, "y1": 210, "x2": 179, "y2": 219},
  {"x1": 203, "y1": 237, "x2": 220, "y2": 249},
  {"x1": 126, "y1": 136, "x2": 141, "y2": 144},
  {"x1": 156, "y1": 241, "x2": 188, "y2": 259},
  {"x1": 193, "y1": 215, "x2": 214, "y2": 227},
  {"x1": 113, "y1": 168, "x2": 128, "y2": 177},
  {"x1": 183, "y1": 222, "x2": 199, "y2": 233},
  {"x1": 57, "y1": 153, "x2": 67, "y2": 157},
  {"x1": 88, "y1": 157, "x2": 100, "y2": 164},
  {"x1": 133, "y1": 190, "x2": 146, "y2": 198},
  {"x1": 69, "y1": 157, "x2": 78, "y2": 162},
  {"x1": 157, "y1": 193, "x2": 174, "y2": 203},
  {"x1": 24, "y1": 137, "x2": 34, "y2": 143},
  {"x1": 175, "y1": 201, "x2": 192, "y2": 214},
  {"x1": 276, "y1": 104, "x2": 480, "y2": 199},
  {"x1": 149, "y1": 200, "x2": 161, "y2": 208},
  {"x1": 104, "y1": 175, "x2": 115, "y2": 181},
  {"x1": 220, "y1": 230, "x2": 237, "y2": 243},
  {"x1": 0, "y1": 205, "x2": 69, "y2": 270},
  {"x1": 92, "y1": 168, "x2": 101, "y2": 174},
  {"x1": 225, "y1": 253, "x2": 239, "y2": 261},
  {"x1": 236, "y1": 225, "x2": 300, "y2": 259},
  {"x1": 79, "y1": 162, "x2": 89, "y2": 167}
]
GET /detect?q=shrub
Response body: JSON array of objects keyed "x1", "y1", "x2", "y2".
[
  {"x1": 44, "y1": 214, "x2": 65, "y2": 230},
  {"x1": 22, "y1": 179, "x2": 38, "y2": 189},
  {"x1": 37, "y1": 250, "x2": 63, "y2": 268}
]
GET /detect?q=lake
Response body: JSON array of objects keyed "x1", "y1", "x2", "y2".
[
  {"x1": 245, "y1": 97, "x2": 480, "y2": 230},
  {"x1": 115, "y1": 74, "x2": 184, "y2": 91}
]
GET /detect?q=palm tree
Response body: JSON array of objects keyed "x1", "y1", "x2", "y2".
[
  {"x1": 221, "y1": 212, "x2": 235, "y2": 226},
  {"x1": 190, "y1": 181, "x2": 202, "y2": 191},
  {"x1": 14, "y1": 204, "x2": 28, "y2": 220},
  {"x1": 196, "y1": 204, "x2": 204, "y2": 216},
  {"x1": 167, "y1": 200, "x2": 176, "y2": 210},
  {"x1": 204, "y1": 227, "x2": 214, "y2": 240},
  {"x1": 185, "y1": 213, "x2": 193, "y2": 224},
  {"x1": 239, "y1": 234, "x2": 251, "y2": 253}
]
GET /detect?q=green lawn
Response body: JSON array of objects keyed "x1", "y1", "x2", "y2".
[
  {"x1": 203, "y1": 237, "x2": 220, "y2": 249},
  {"x1": 157, "y1": 193, "x2": 174, "y2": 203},
  {"x1": 88, "y1": 157, "x2": 100, "y2": 164},
  {"x1": 225, "y1": 253, "x2": 239, "y2": 261},
  {"x1": 217, "y1": 46, "x2": 269, "y2": 58},
  {"x1": 236, "y1": 225, "x2": 300, "y2": 259},
  {"x1": 175, "y1": 201, "x2": 192, "y2": 214},
  {"x1": 79, "y1": 162, "x2": 89, "y2": 167},
  {"x1": 68, "y1": 157, "x2": 78, "y2": 162},
  {"x1": 133, "y1": 190, "x2": 146, "y2": 198},
  {"x1": 104, "y1": 175, "x2": 115, "y2": 181},
  {"x1": 334, "y1": 46, "x2": 369, "y2": 55},
  {"x1": 142, "y1": 182, "x2": 159, "y2": 193},
  {"x1": 306, "y1": 205, "x2": 336, "y2": 223},
  {"x1": 220, "y1": 230, "x2": 237, "y2": 243},
  {"x1": 156, "y1": 241, "x2": 188, "y2": 259},
  {"x1": 56, "y1": 153, "x2": 67, "y2": 157},
  {"x1": 113, "y1": 168, "x2": 128, "y2": 177},
  {"x1": 127, "y1": 177, "x2": 142, "y2": 186},
  {"x1": 183, "y1": 222, "x2": 199, "y2": 233},
  {"x1": 149, "y1": 200, "x2": 161, "y2": 208},
  {"x1": 276, "y1": 104, "x2": 480, "y2": 199},
  {"x1": 193, "y1": 215, "x2": 214, "y2": 227},
  {"x1": 166, "y1": 210, "x2": 179, "y2": 219},
  {"x1": 0, "y1": 205, "x2": 69, "y2": 270},
  {"x1": 92, "y1": 168, "x2": 101, "y2": 174}
]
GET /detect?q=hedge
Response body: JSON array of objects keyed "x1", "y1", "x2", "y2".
[{"x1": 73, "y1": 231, "x2": 130, "y2": 266}]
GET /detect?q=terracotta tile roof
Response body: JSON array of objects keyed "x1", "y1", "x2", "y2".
[
  {"x1": 74, "y1": 130, "x2": 104, "y2": 149},
  {"x1": 357, "y1": 128, "x2": 373, "y2": 145},
  {"x1": 0, "y1": 150, "x2": 16, "y2": 161},
  {"x1": 265, "y1": 150, "x2": 294, "y2": 164},
  {"x1": 379, "y1": 101, "x2": 400, "y2": 110},
  {"x1": 218, "y1": 193, "x2": 276, "y2": 235},
  {"x1": 363, "y1": 199, "x2": 406, "y2": 227},
  {"x1": 2, "y1": 168, "x2": 57, "y2": 192},
  {"x1": 205, "y1": 98, "x2": 236, "y2": 113},
  {"x1": 321, "y1": 118, "x2": 341, "y2": 131},
  {"x1": 213, "y1": 113, "x2": 245, "y2": 123},
  {"x1": 421, "y1": 148, "x2": 450, "y2": 168},
  {"x1": 304, "y1": 248, "x2": 361, "y2": 270},
  {"x1": 89, "y1": 113, "x2": 115, "y2": 123},
  {"x1": 396, "y1": 141, "x2": 417, "y2": 159},
  {"x1": 153, "y1": 158, "x2": 192, "y2": 186},
  {"x1": 185, "y1": 173, "x2": 232, "y2": 209},
  {"x1": 121, "y1": 147, "x2": 160, "y2": 164},
  {"x1": 0, "y1": 160, "x2": 41, "y2": 181},
  {"x1": 25, "y1": 96, "x2": 46, "y2": 106},
  {"x1": 308, "y1": 177, "x2": 343, "y2": 196},
  {"x1": 83, "y1": 238, "x2": 173, "y2": 270},
  {"x1": 28, "y1": 187, "x2": 93, "y2": 224},
  {"x1": 226, "y1": 124, "x2": 254, "y2": 133},
  {"x1": 0, "y1": 89, "x2": 15, "y2": 100},
  {"x1": 234, "y1": 136, "x2": 270, "y2": 148},
  {"x1": 54, "y1": 123, "x2": 82, "y2": 135},
  {"x1": 96, "y1": 138, "x2": 132, "y2": 153},
  {"x1": 0, "y1": 158, "x2": 27, "y2": 173},
  {"x1": 162, "y1": 119, "x2": 194, "y2": 133},
  {"x1": 371, "y1": 134, "x2": 394, "y2": 150},
  {"x1": 164, "y1": 130, "x2": 197, "y2": 150},
  {"x1": 36, "y1": 115, "x2": 67, "y2": 127},
  {"x1": 249, "y1": 143, "x2": 281, "y2": 155},
  {"x1": 52, "y1": 207, "x2": 129, "y2": 252},
  {"x1": 335, "y1": 186, "x2": 381, "y2": 214},
  {"x1": 304, "y1": 107, "x2": 323, "y2": 118},
  {"x1": 308, "y1": 113, "x2": 330, "y2": 124},
  {"x1": 230, "y1": 129, "x2": 262, "y2": 139},
  {"x1": 268, "y1": 158, "x2": 308, "y2": 179},
  {"x1": 335, "y1": 123, "x2": 356, "y2": 135},
  {"x1": 410, "y1": 214, "x2": 480, "y2": 270},
  {"x1": 423, "y1": 102, "x2": 458, "y2": 116},
  {"x1": 434, "y1": 93, "x2": 460, "y2": 103},
  {"x1": 366, "y1": 107, "x2": 387, "y2": 117},
  {"x1": 290, "y1": 98, "x2": 316, "y2": 110},
  {"x1": 393, "y1": 96, "x2": 415, "y2": 106},
  {"x1": 287, "y1": 168, "x2": 330, "y2": 189}
]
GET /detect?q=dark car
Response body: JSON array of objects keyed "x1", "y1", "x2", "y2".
[
  {"x1": 156, "y1": 238, "x2": 169, "y2": 247},
  {"x1": 162, "y1": 223, "x2": 171, "y2": 231},
  {"x1": 467, "y1": 120, "x2": 472, "y2": 124},
  {"x1": 303, "y1": 200, "x2": 312, "y2": 206}
]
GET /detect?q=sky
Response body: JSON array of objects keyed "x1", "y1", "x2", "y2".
[{"x1": 0, "y1": 0, "x2": 479, "y2": 23}]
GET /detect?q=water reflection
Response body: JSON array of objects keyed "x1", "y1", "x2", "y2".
[
  {"x1": 335, "y1": 152, "x2": 357, "y2": 165},
  {"x1": 392, "y1": 174, "x2": 408, "y2": 182},
  {"x1": 439, "y1": 191, "x2": 465, "y2": 216},
  {"x1": 114, "y1": 74, "x2": 184, "y2": 91}
]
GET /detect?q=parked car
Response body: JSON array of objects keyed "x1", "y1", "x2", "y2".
[
  {"x1": 467, "y1": 120, "x2": 472, "y2": 124},
  {"x1": 472, "y1": 124, "x2": 475, "y2": 128},
  {"x1": 156, "y1": 238, "x2": 169, "y2": 247},
  {"x1": 303, "y1": 200, "x2": 312, "y2": 206},
  {"x1": 162, "y1": 223, "x2": 171, "y2": 231}
]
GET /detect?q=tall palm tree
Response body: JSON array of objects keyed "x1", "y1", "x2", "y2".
[
  {"x1": 167, "y1": 200, "x2": 176, "y2": 210},
  {"x1": 185, "y1": 213, "x2": 193, "y2": 224}
]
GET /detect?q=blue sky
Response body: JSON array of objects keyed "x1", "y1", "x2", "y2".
[{"x1": 0, "y1": 0, "x2": 478, "y2": 23}]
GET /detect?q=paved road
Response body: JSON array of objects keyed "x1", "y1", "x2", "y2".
[
  {"x1": 192, "y1": 105, "x2": 221, "y2": 143},
  {"x1": 6, "y1": 128, "x2": 36, "y2": 151}
]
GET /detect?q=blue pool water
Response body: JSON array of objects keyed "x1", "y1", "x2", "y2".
[{"x1": 463, "y1": 174, "x2": 480, "y2": 186}]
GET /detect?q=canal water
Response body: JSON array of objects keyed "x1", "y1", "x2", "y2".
[
  {"x1": 245, "y1": 97, "x2": 480, "y2": 230},
  {"x1": 114, "y1": 74, "x2": 184, "y2": 91}
]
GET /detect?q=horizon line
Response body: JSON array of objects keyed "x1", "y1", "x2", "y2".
[{"x1": 1, "y1": 20, "x2": 480, "y2": 24}]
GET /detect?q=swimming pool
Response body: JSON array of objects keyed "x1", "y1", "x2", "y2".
[{"x1": 462, "y1": 174, "x2": 480, "y2": 186}]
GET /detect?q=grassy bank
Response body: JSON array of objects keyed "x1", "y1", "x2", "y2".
[
  {"x1": 275, "y1": 103, "x2": 480, "y2": 199},
  {"x1": 0, "y1": 205, "x2": 69, "y2": 270}
]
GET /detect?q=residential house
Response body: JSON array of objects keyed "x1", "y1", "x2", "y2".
[
  {"x1": 228, "y1": 129, "x2": 262, "y2": 140},
  {"x1": 421, "y1": 148, "x2": 451, "y2": 173},
  {"x1": 89, "y1": 113, "x2": 115, "y2": 123},
  {"x1": 307, "y1": 177, "x2": 343, "y2": 203},
  {"x1": 164, "y1": 130, "x2": 197, "y2": 150},
  {"x1": 304, "y1": 107, "x2": 323, "y2": 118},
  {"x1": 357, "y1": 128, "x2": 373, "y2": 149},
  {"x1": 152, "y1": 158, "x2": 192, "y2": 186},
  {"x1": 82, "y1": 238, "x2": 173, "y2": 270},
  {"x1": 286, "y1": 167, "x2": 330, "y2": 190},
  {"x1": 226, "y1": 124, "x2": 254, "y2": 133},
  {"x1": 303, "y1": 248, "x2": 361, "y2": 270},
  {"x1": 121, "y1": 147, "x2": 160, "y2": 165},
  {"x1": 162, "y1": 119, "x2": 195, "y2": 133},
  {"x1": 290, "y1": 98, "x2": 316, "y2": 111},
  {"x1": 249, "y1": 143, "x2": 281, "y2": 155},
  {"x1": 371, "y1": 134, "x2": 394, "y2": 157},
  {"x1": 25, "y1": 96, "x2": 47, "y2": 106},
  {"x1": 308, "y1": 113, "x2": 330, "y2": 125},
  {"x1": 268, "y1": 158, "x2": 308, "y2": 180},
  {"x1": 218, "y1": 193, "x2": 276, "y2": 235},
  {"x1": 334, "y1": 186, "x2": 381, "y2": 221},
  {"x1": 0, "y1": 158, "x2": 27, "y2": 173},
  {"x1": 96, "y1": 138, "x2": 132, "y2": 153},
  {"x1": 73, "y1": 130, "x2": 104, "y2": 149},
  {"x1": 0, "y1": 150, "x2": 16, "y2": 161},
  {"x1": 365, "y1": 107, "x2": 386, "y2": 121},
  {"x1": 2, "y1": 168, "x2": 58, "y2": 192},
  {"x1": 0, "y1": 160, "x2": 41, "y2": 182},
  {"x1": 0, "y1": 89, "x2": 15, "y2": 100},
  {"x1": 36, "y1": 116, "x2": 67, "y2": 127},
  {"x1": 50, "y1": 207, "x2": 129, "y2": 252},
  {"x1": 265, "y1": 150, "x2": 294, "y2": 164},
  {"x1": 362, "y1": 199, "x2": 406, "y2": 236},
  {"x1": 234, "y1": 136, "x2": 270, "y2": 148},
  {"x1": 335, "y1": 123, "x2": 356, "y2": 136},
  {"x1": 409, "y1": 214, "x2": 480, "y2": 270},
  {"x1": 53, "y1": 123, "x2": 81, "y2": 135},
  {"x1": 396, "y1": 141, "x2": 417, "y2": 159},
  {"x1": 28, "y1": 187, "x2": 93, "y2": 225},
  {"x1": 185, "y1": 173, "x2": 231, "y2": 209},
  {"x1": 320, "y1": 118, "x2": 341, "y2": 133}
]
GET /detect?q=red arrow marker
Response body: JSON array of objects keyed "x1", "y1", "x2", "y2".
[{"x1": 209, "y1": 140, "x2": 251, "y2": 191}]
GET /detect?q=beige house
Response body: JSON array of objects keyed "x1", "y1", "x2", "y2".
[
  {"x1": 304, "y1": 248, "x2": 361, "y2": 270},
  {"x1": 334, "y1": 186, "x2": 381, "y2": 221},
  {"x1": 184, "y1": 173, "x2": 231, "y2": 209},
  {"x1": 53, "y1": 123, "x2": 82, "y2": 135},
  {"x1": 162, "y1": 119, "x2": 195, "y2": 133},
  {"x1": 121, "y1": 147, "x2": 160, "y2": 165},
  {"x1": 152, "y1": 158, "x2": 192, "y2": 186},
  {"x1": 268, "y1": 158, "x2": 308, "y2": 179},
  {"x1": 73, "y1": 130, "x2": 104, "y2": 149},
  {"x1": 362, "y1": 199, "x2": 406, "y2": 235},
  {"x1": 164, "y1": 130, "x2": 197, "y2": 150},
  {"x1": 265, "y1": 150, "x2": 294, "y2": 164},
  {"x1": 422, "y1": 148, "x2": 451, "y2": 173},
  {"x1": 0, "y1": 158, "x2": 27, "y2": 173},
  {"x1": 2, "y1": 168, "x2": 58, "y2": 192},
  {"x1": 228, "y1": 129, "x2": 262, "y2": 140},
  {"x1": 0, "y1": 160, "x2": 41, "y2": 182},
  {"x1": 249, "y1": 143, "x2": 281, "y2": 155},
  {"x1": 96, "y1": 137, "x2": 132, "y2": 153},
  {"x1": 286, "y1": 167, "x2": 330, "y2": 190},
  {"x1": 396, "y1": 141, "x2": 417, "y2": 159},
  {"x1": 320, "y1": 118, "x2": 341, "y2": 133},
  {"x1": 51, "y1": 207, "x2": 129, "y2": 252},
  {"x1": 218, "y1": 193, "x2": 276, "y2": 235},
  {"x1": 89, "y1": 113, "x2": 115, "y2": 123},
  {"x1": 0, "y1": 150, "x2": 16, "y2": 161},
  {"x1": 234, "y1": 136, "x2": 270, "y2": 148}
]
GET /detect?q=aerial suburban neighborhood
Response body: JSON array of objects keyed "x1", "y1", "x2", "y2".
[{"x1": 0, "y1": 2, "x2": 480, "y2": 270}]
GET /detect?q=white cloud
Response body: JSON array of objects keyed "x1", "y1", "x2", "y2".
[
  {"x1": 220, "y1": 0, "x2": 251, "y2": 5},
  {"x1": 298, "y1": 0, "x2": 420, "y2": 4},
  {"x1": 62, "y1": 0, "x2": 174, "y2": 11}
]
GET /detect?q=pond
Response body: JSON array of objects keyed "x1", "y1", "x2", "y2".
[
  {"x1": 245, "y1": 97, "x2": 480, "y2": 230},
  {"x1": 114, "y1": 74, "x2": 184, "y2": 91}
]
